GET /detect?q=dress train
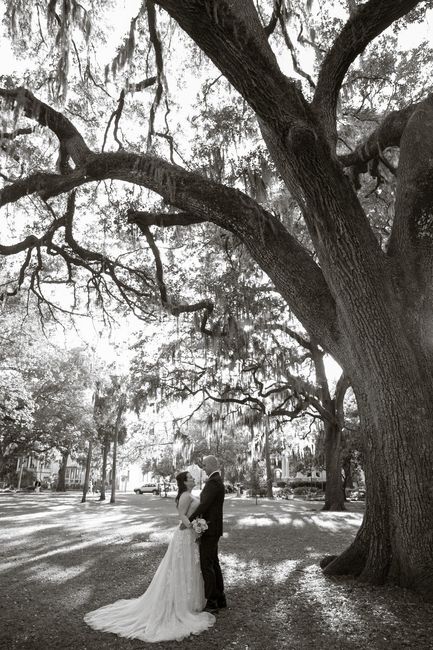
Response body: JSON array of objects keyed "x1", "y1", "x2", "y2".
[{"x1": 84, "y1": 526, "x2": 215, "y2": 643}]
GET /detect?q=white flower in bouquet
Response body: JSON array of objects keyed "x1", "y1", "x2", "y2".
[{"x1": 191, "y1": 517, "x2": 208, "y2": 536}]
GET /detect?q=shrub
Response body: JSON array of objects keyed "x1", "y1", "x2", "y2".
[{"x1": 291, "y1": 480, "x2": 325, "y2": 490}]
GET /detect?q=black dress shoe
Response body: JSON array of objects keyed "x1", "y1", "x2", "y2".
[
  {"x1": 203, "y1": 600, "x2": 219, "y2": 614},
  {"x1": 217, "y1": 598, "x2": 227, "y2": 609}
]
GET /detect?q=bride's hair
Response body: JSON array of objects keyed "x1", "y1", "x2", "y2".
[{"x1": 175, "y1": 471, "x2": 189, "y2": 506}]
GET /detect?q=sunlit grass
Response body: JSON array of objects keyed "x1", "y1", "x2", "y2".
[
  {"x1": 26, "y1": 561, "x2": 91, "y2": 583},
  {"x1": 1, "y1": 493, "x2": 431, "y2": 650},
  {"x1": 222, "y1": 553, "x2": 301, "y2": 586}
]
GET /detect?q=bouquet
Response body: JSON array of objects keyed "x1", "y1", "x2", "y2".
[{"x1": 191, "y1": 517, "x2": 208, "y2": 537}]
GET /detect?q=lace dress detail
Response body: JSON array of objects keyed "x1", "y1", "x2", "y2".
[{"x1": 84, "y1": 496, "x2": 214, "y2": 643}]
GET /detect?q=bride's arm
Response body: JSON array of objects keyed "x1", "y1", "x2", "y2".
[{"x1": 177, "y1": 493, "x2": 193, "y2": 528}]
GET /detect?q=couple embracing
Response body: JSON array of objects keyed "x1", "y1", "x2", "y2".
[{"x1": 84, "y1": 455, "x2": 225, "y2": 643}]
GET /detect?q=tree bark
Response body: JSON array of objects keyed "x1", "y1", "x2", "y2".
[
  {"x1": 322, "y1": 418, "x2": 345, "y2": 512},
  {"x1": 56, "y1": 450, "x2": 69, "y2": 492},
  {"x1": 264, "y1": 425, "x2": 273, "y2": 499},
  {"x1": 110, "y1": 426, "x2": 118, "y2": 505},
  {"x1": 323, "y1": 333, "x2": 433, "y2": 596},
  {"x1": 312, "y1": 347, "x2": 346, "y2": 511},
  {"x1": 81, "y1": 439, "x2": 93, "y2": 504},
  {"x1": 99, "y1": 430, "x2": 110, "y2": 501},
  {"x1": 110, "y1": 398, "x2": 125, "y2": 504}
]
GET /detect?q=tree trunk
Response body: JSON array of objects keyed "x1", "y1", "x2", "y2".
[
  {"x1": 312, "y1": 348, "x2": 346, "y2": 511},
  {"x1": 99, "y1": 430, "x2": 110, "y2": 501},
  {"x1": 322, "y1": 418, "x2": 345, "y2": 511},
  {"x1": 264, "y1": 426, "x2": 273, "y2": 499},
  {"x1": 56, "y1": 450, "x2": 69, "y2": 492},
  {"x1": 342, "y1": 455, "x2": 353, "y2": 495},
  {"x1": 110, "y1": 398, "x2": 125, "y2": 505},
  {"x1": 110, "y1": 425, "x2": 118, "y2": 504},
  {"x1": 81, "y1": 439, "x2": 93, "y2": 503},
  {"x1": 323, "y1": 352, "x2": 433, "y2": 597}
]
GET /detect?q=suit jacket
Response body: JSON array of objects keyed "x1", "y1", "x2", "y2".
[{"x1": 189, "y1": 472, "x2": 225, "y2": 538}]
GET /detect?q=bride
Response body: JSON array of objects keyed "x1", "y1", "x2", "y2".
[{"x1": 84, "y1": 471, "x2": 216, "y2": 643}]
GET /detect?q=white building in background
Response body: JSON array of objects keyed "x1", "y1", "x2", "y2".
[
  {"x1": 116, "y1": 462, "x2": 146, "y2": 492},
  {"x1": 15, "y1": 455, "x2": 85, "y2": 487},
  {"x1": 271, "y1": 451, "x2": 326, "y2": 484},
  {"x1": 15, "y1": 454, "x2": 149, "y2": 490}
]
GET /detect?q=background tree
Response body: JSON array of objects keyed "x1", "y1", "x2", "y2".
[{"x1": 93, "y1": 373, "x2": 128, "y2": 501}]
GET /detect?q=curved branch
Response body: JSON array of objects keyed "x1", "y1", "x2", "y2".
[
  {"x1": 0, "y1": 169, "x2": 88, "y2": 206},
  {"x1": 139, "y1": 222, "x2": 214, "y2": 323},
  {"x1": 0, "y1": 87, "x2": 91, "y2": 166},
  {"x1": 264, "y1": 0, "x2": 282, "y2": 38},
  {"x1": 127, "y1": 209, "x2": 204, "y2": 227},
  {"x1": 261, "y1": 322, "x2": 313, "y2": 351},
  {"x1": 154, "y1": 0, "x2": 304, "y2": 129},
  {"x1": 312, "y1": 0, "x2": 422, "y2": 142},
  {"x1": 0, "y1": 87, "x2": 338, "y2": 355},
  {"x1": 338, "y1": 101, "x2": 421, "y2": 170},
  {"x1": 0, "y1": 148, "x2": 338, "y2": 353},
  {"x1": 0, "y1": 215, "x2": 64, "y2": 255}
]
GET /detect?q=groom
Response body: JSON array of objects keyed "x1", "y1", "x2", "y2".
[{"x1": 190, "y1": 455, "x2": 226, "y2": 614}]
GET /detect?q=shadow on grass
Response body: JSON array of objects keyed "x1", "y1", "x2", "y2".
[{"x1": 1, "y1": 495, "x2": 432, "y2": 650}]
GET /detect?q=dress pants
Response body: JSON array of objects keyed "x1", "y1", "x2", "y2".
[{"x1": 199, "y1": 534, "x2": 224, "y2": 603}]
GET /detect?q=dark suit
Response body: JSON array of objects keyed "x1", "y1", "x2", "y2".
[{"x1": 190, "y1": 472, "x2": 225, "y2": 605}]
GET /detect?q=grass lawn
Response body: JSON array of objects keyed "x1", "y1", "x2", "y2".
[{"x1": 1, "y1": 492, "x2": 432, "y2": 650}]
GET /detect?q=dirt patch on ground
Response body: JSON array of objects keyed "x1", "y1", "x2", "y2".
[{"x1": 1, "y1": 493, "x2": 432, "y2": 649}]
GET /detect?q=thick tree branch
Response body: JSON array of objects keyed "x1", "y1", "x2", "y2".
[
  {"x1": 154, "y1": 0, "x2": 305, "y2": 131},
  {"x1": 0, "y1": 148, "x2": 338, "y2": 353},
  {"x1": 312, "y1": 0, "x2": 422, "y2": 143},
  {"x1": 386, "y1": 94, "x2": 433, "y2": 331},
  {"x1": 264, "y1": 0, "x2": 282, "y2": 38},
  {"x1": 129, "y1": 76, "x2": 157, "y2": 92},
  {"x1": 154, "y1": 3, "x2": 393, "y2": 350},
  {"x1": 0, "y1": 88, "x2": 339, "y2": 356},
  {"x1": 0, "y1": 87, "x2": 91, "y2": 166},
  {"x1": 338, "y1": 101, "x2": 421, "y2": 170},
  {"x1": 0, "y1": 170, "x2": 88, "y2": 206},
  {"x1": 127, "y1": 209, "x2": 204, "y2": 227},
  {"x1": 0, "y1": 127, "x2": 34, "y2": 140}
]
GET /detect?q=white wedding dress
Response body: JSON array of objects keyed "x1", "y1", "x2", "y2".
[{"x1": 84, "y1": 496, "x2": 215, "y2": 643}]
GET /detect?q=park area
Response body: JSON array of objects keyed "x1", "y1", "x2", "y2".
[
  {"x1": 1, "y1": 492, "x2": 433, "y2": 650},
  {"x1": 3, "y1": 1, "x2": 433, "y2": 644}
]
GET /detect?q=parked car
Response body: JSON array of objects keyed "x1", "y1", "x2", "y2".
[{"x1": 134, "y1": 483, "x2": 160, "y2": 495}]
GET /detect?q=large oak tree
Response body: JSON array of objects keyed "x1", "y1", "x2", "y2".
[{"x1": 1, "y1": 0, "x2": 433, "y2": 596}]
